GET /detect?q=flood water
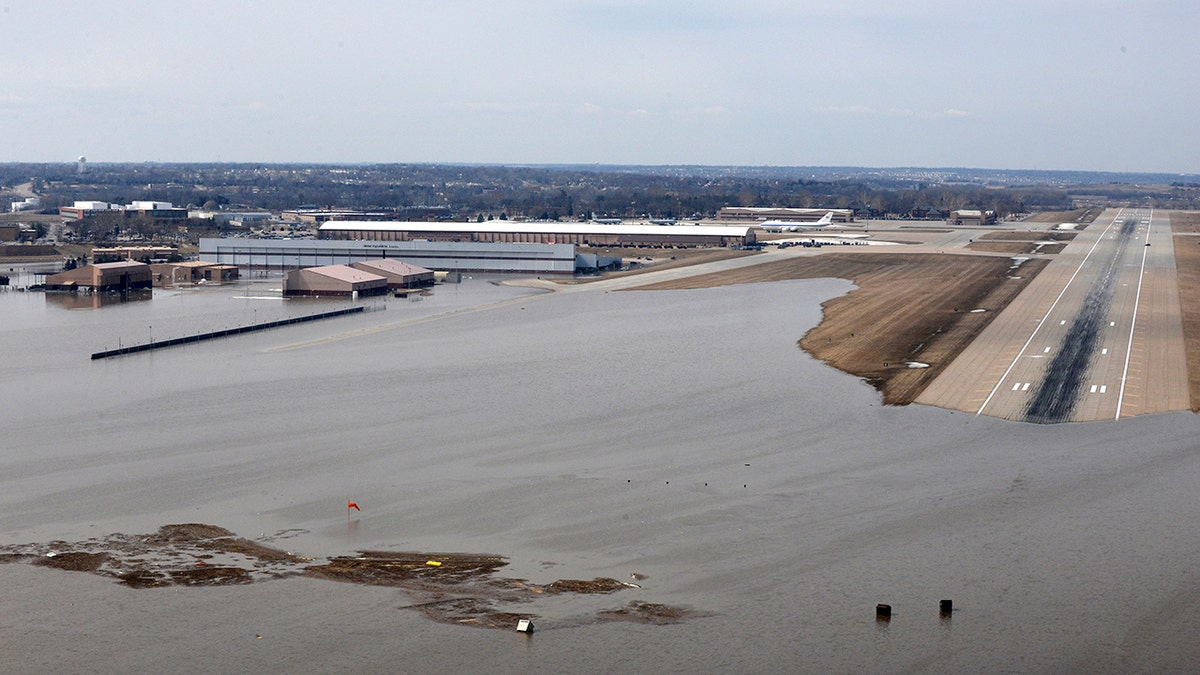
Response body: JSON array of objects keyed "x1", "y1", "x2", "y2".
[{"x1": 3, "y1": 277, "x2": 1200, "y2": 672}]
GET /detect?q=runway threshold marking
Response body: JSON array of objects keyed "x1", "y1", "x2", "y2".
[
  {"x1": 976, "y1": 209, "x2": 1126, "y2": 417},
  {"x1": 1116, "y1": 209, "x2": 1152, "y2": 421}
]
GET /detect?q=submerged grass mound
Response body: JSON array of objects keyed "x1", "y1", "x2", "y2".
[
  {"x1": 0, "y1": 524, "x2": 696, "y2": 631},
  {"x1": 306, "y1": 552, "x2": 509, "y2": 586}
]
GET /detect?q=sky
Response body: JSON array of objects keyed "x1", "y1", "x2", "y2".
[{"x1": 1, "y1": 1, "x2": 1197, "y2": 172}]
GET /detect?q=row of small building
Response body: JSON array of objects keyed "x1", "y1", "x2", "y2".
[
  {"x1": 45, "y1": 260, "x2": 237, "y2": 292},
  {"x1": 43, "y1": 258, "x2": 434, "y2": 296}
]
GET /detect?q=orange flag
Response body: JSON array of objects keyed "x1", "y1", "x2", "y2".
[{"x1": 347, "y1": 501, "x2": 360, "y2": 511}]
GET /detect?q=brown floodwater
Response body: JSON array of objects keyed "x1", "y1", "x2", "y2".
[{"x1": 2, "y1": 277, "x2": 1200, "y2": 672}]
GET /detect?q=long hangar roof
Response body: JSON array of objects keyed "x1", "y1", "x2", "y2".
[{"x1": 318, "y1": 221, "x2": 752, "y2": 238}]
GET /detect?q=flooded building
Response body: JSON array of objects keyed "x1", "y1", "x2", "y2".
[
  {"x1": 349, "y1": 259, "x2": 435, "y2": 289},
  {"x1": 317, "y1": 221, "x2": 755, "y2": 248},
  {"x1": 150, "y1": 261, "x2": 240, "y2": 286},
  {"x1": 200, "y1": 238, "x2": 580, "y2": 275},
  {"x1": 283, "y1": 265, "x2": 388, "y2": 297},
  {"x1": 45, "y1": 260, "x2": 153, "y2": 292}
]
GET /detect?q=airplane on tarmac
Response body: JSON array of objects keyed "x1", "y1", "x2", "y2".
[{"x1": 760, "y1": 211, "x2": 835, "y2": 232}]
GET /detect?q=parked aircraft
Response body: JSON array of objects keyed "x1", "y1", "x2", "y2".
[
  {"x1": 590, "y1": 212, "x2": 622, "y2": 225},
  {"x1": 760, "y1": 211, "x2": 835, "y2": 231}
]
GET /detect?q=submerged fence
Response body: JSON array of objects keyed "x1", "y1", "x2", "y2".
[{"x1": 91, "y1": 306, "x2": 371, "y2": 360}]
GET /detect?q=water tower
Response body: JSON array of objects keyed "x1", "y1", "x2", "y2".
[{"x1": 77, "y1": 156, "x2": 87, "y2": 174}]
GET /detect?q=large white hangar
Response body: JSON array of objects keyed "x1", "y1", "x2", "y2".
[
  {"x1": 316, "y1": 220, "x2": 756, "y2": 247},
  {"x1": 200, "y1": 238, "x2": 581, "y2": 274}
]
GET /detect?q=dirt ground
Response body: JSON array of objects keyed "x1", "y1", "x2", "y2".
[
  {"x1": 1170, "y1": 211, "x2": 1200, "y2": 235},
  {"x1": 976, "y1": 231, "x2": 1078, "y2": 242},
  {"x1": 1023, "y1": 208, "x2": 1103, "y2": 224},
  {"x1": 966, "y1": 241, "x2": 1041, "y2": 254},
  {"x1": 1171, "y1": 212, "x2": 1200, "y2": 411},
  {"x1": 630, "y1": 251, "x2": 1050, "y2": 404}
]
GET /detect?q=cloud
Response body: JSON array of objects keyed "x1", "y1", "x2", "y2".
[
  {"x1": 824, "y1": 104, "x2": 970, "y2": 120},
  {"x1": 824, "y1": 105, "x2": 876, "y2": 115},
  {"x1": 443, "y1": 101, "x2": 546, "y2": 114}
]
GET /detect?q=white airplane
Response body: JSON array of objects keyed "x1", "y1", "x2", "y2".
[
  {"x1": 761, "y1": 211, "x2": 835, "y2": 231},
  {"x1": 590, "y1": 212, "x2": 622, "y2": 225}
]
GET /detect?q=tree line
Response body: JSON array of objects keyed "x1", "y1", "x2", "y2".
[{"x1": 4, "y1": 163, "x2": 1199, "y2": 228}]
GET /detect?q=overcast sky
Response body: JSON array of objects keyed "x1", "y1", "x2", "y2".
[{"x1": 1, "y1": 1, "x2": 1196, "y2": 172}]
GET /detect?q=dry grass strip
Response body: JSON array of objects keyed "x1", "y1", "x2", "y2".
[{"x1": 1170, "y1": 211, "x2": 1200, "y2": 410}]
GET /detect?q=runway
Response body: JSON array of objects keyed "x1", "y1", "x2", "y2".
[{"x1": 916, "y1": 208, "x2": 1190, "y2": 422}]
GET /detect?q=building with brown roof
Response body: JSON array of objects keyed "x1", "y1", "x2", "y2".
[
  {"x1": 948, "y1": 210, "x2": 998, "y2": 226},
  {"x1": 150, "y1": 261, "x2": 239, "y2": 286},
  {"x1": 349, "y1": 259, "x2": 435, "y2": 288},
  {"x1": 283, "y1": 265, "x2": 388, "y2": 297},
  {"x1": 45, "y1": 260, "x2": 153, "y2": 291},
  {"x1": 92, "y1": 246, "x2": 179, "y2": 263}
]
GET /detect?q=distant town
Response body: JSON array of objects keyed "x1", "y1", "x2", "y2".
[{"x1": 3, "y1": 161, "x2": 1199, "y2": 288}]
